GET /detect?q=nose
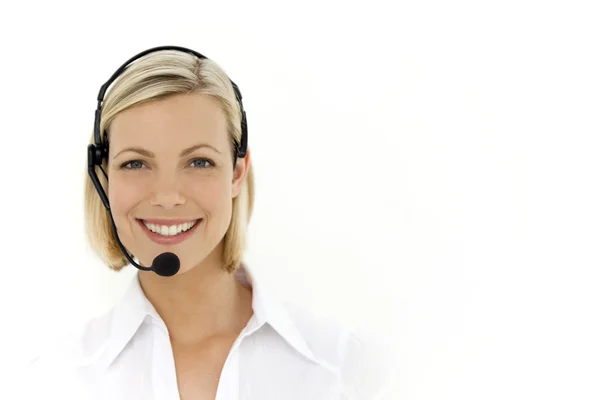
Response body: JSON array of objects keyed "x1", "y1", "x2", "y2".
[{"x1": 149, "y1": 174, "x2": 187, "y2": 209}]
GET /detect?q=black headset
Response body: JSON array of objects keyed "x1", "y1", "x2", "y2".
[
  {"x1": 87, "y1": 45, "x2": 248, "y2": 212},
  {"x1": 86, "y1": 45, "x2": 249, "y2": 277}
]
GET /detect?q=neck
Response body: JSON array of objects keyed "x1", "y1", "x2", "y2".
[{"x1": 138, "y1": 244, "x2": 253, "y2": 346}]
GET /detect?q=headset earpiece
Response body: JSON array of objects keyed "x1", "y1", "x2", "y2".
[
  {"x1": 238, "y1": 110, "x2": 248, "y2": 158},
  {"x1": 89, "y1": 142, "x2": 107, "y2": 166},
  {"x1": 87, "y1": 143, "x2": 110, "y2": 210}
]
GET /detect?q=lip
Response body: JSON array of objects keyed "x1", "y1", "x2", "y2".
[{"x1": 136, "y1": 218, "x2": 202, "y2": 245}]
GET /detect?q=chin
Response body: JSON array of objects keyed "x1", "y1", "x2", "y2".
[{"x1": 170, "y1": 251, "x2": 210, "y2": 273}]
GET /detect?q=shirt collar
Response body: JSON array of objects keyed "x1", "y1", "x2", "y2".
[{"x1": 99, "y1": 263, "x2": 319, "y2": 367}]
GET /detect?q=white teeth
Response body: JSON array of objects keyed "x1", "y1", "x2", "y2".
[{"x1": 142, "y1": 220, "x2": 198, "y2": 236}]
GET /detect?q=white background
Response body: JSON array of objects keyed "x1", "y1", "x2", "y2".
[{"x1": 1, "y1": 0, "x2": 599, "y2": 399}]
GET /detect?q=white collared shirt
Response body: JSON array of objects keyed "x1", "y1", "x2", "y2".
[{"x1": 24, "y1": 264, "x2": 396, "y2": 399}]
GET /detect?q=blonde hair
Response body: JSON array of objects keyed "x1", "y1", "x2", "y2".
[{"x1": 83, "y1": 50, "x2": 254, "y2": 274}]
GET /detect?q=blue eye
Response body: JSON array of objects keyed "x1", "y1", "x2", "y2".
[
  {"x1": 122, "y1": 160, "x2": 144, "y2": 169},
  {"x1": 191, "y1": 158, "x2": 213, "y2": 168}
]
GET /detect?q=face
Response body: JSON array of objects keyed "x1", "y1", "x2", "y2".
[{"x1": 107, "y1": 92, "x2": 249, "y2": 275}]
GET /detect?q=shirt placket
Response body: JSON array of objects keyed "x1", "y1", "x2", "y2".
[{"x1": 151, "y1": 322, "x2": 180, "y2": 400}]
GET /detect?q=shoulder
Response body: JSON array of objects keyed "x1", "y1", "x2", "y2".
[
  {"x1": 281, "y1": 301, "x2": 397, "y2": 399},
  {"x1": 25, "y1": 306, "x2": 116, "y2": 379},
  {"x1": 33, "y1": 309, "x2": 114, "y2": 365},
  {"x1": 21, "y1": 310, "x2": 117, "y2": 399}
]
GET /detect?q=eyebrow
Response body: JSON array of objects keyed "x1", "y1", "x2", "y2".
[{"x1": 113, "y1": 143, "x2": 221, "y2": 159}]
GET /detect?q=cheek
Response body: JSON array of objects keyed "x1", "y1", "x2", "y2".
[
  {"x1": 189, "y1": 176, "x2": 231, "y2": 210},
  {"x1": 108, "y1": 175, "x2": 145, "y2": 218}
]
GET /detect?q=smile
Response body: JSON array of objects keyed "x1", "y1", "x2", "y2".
[
  {"x1": 136, "y1": 218, "x2": 202, "y2": 245},
  {"x1": 141, "y1": 219, "x2": 200, "y2": 236}
]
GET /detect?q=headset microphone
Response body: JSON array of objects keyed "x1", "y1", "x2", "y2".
[{"x1": 87, "y1": 45, "x2": 248, "y2": 277}]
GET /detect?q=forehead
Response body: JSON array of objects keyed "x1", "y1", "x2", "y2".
[{"x1": 108, "y1": 92, "x2": 228, "y2": 149}]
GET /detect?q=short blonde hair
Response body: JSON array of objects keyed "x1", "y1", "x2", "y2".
[{"x1": 83, "y1": 49, "x2": 254, "y2": 274}]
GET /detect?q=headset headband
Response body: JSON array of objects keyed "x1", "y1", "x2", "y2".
[{"x1": 92, "y1": 45, "x2": 248, "y2": 160}]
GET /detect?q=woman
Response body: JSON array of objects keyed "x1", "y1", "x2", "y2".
[{"x1": 27, "y1": 46, "x2": 395, "y2": 399}]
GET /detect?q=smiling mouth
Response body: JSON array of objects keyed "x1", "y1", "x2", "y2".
[{"x1": 138, "y1": 219, "x2": 202, "y2": 237}]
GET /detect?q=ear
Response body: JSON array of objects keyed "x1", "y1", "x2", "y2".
[{"x1": 231, "y1": 148, "x2": 251, "y2": 199}]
